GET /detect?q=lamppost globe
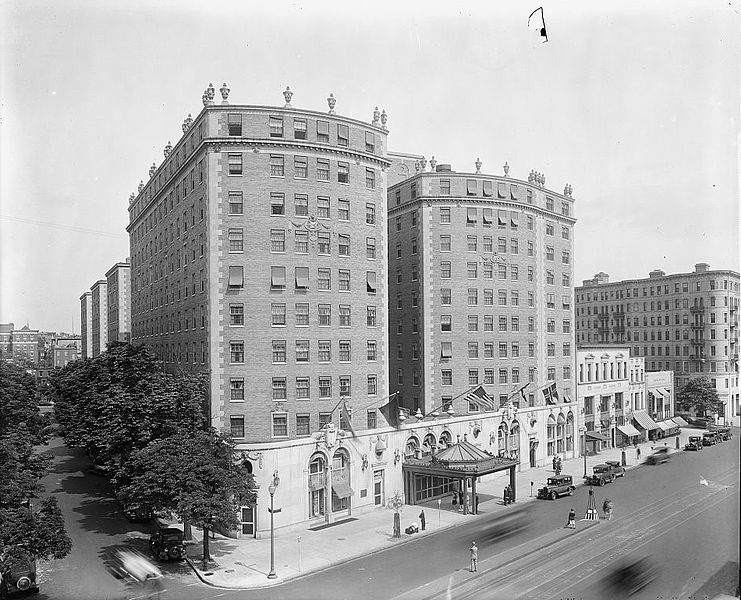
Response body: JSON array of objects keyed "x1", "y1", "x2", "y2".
[{"x1": 268, "y1": 483, "x2": 276, "y2": 495}]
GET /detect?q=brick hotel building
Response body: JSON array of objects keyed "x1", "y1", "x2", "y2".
[{"x1": 576, "y1": 264, "x2": 740, "y2": 426}]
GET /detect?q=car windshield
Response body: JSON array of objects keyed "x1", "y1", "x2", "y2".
[
  {"x1": 593, "y1": 467, "x2": 607, "y2": 473},
  {"x1": 163, "y1": 533, "x2": 182, "y2": 542},
  {"x1": 546, "y1": 478, "x2": 561, "y2": 485}
]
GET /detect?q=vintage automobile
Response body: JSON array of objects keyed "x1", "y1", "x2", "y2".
[
  {"x1": 644, "y1": 447, "x2": 670, "y2": 465},
  {"x1": 0, "y1": 550, "x2": 39, "y2": 597},
  {"x1": 684, "y1": 436, "x2": 704, "y2": 451},
  {"x1": 537, "y1": 475, "x2": 575, "y2": 500},
  {"x1": 149, "y1": 528, "x2": 186, "y2": 561},
  {"x1": 711, "y1": 426, "x2": 732, "y2": 441},
  {"x1": 585, "y1": 464, "x2": 618, "y2": 486},
  {"x1": 702, "y1": 431, "x2": 720, "y2": 446}
]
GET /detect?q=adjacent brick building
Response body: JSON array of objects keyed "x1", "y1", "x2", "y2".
[
  {"x1": 90, "y1": 280, "x2": 108, "y2": 357},
  {"x1": 80, "y1": 291, "x2": 93, "y2": 358},
  {"x1": 106, "y1": 260, "x2": 131, "y2": 343},
  {"x1": 0, "y1": 322, "x2": 40, "y2": 364},
  {"x1": 575, "y1": 263, "x2": 740, "y2": 425}
]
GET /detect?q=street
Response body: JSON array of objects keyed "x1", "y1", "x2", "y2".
[{"x1": 38, "y1": 434, "x2": 739, "y2": 600}]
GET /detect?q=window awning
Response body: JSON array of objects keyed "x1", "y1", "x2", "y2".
[
  {"x1": 366, "y1": 271, "x2": 377, "y2": 293},
  {"x1": 671, "y1": 416, "x2": 689, "y2": 427},
  {"x1": 467, "y1": 207, "x2": 477, "y2": 222},
  {"x1": 497, "y1": 210, "x2": 507, "y2": 226},
  {"x1": 585, "y1": 431, "x2": 610, "y2": 442},
  {"x1": 510, "y1": 212, "x2": 519, "y2": 227},
  {"x1": 633, "y1": 410, "x2": 660, "y2": 430},
  {"x1": 271, "y1": 266, "x2": 285, "y2": 288},
  {"x1": 466, "y1": 179, "x2": 477, "y2": 194},
  {"x1": 295, "y1": 267, "x2": 309, "y2": 289},
  {"x1": 441, "y1": 342, "x2": 452, "y2": 359},
  {"x1": 650, "y1": 388, "x2": 666, "y2": 398},
  {"x1": 228, "y1": 266, "x2": 244, "y2": 287},
  {"x1": 657, "y1": 420, "x2": 678, "y2": 432},
  {"x1": 617, "y1": 423, "x2": 641, "y2": 437},
  {"x1": 482, "y1": 180, "x2": 493, "y2": 196},
  {"x1": 332, "y1": 480, "x2": 354, "y2": 498},
  {"x1": 497, "y1": 182, "x2": 506, "y2": 198},
  {"x1": 482, "y1": 208, "x2": 493, "y2": 224},
  {"x1": 510, "y1": 185, "x2": 519, "y2": 200}
]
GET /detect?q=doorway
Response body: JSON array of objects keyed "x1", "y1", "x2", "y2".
[
  {"x1": 529, "y1": 439, "x2": 538, "y2": 468},
  {"x1": 373, "y1": 469, "x2": 384, "y2": 506}
]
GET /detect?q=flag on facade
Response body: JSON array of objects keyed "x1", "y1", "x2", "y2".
[
  {"x1": 528, "y1": 7, "x2": 548, "y2": 43},
  {"x1": 517, "y1": 383, "x2": 529, "y2": 405},
  {"x1": 340, "y1": 400, "x2": 356, "y2": 437},
  {"x1": 379, "y1": 395, "x2": 400, "y2": 428},
  {"x1": 464, "y1": 385, "x2": 497, "y2": 411},
  {"x1": 542, "y1": 382, "x2": 559, "y2": 405}
]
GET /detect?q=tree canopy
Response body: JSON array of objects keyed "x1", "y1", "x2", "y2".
[
  {"x1": 676, "y1": 377, "x2": 724, "y2": 417},
  {"x1": 114, "y1": 429, "x2": 256, "y2": 565},
  {"x1": 50, "y1": 342, "x2": 207, "y2": 468}
]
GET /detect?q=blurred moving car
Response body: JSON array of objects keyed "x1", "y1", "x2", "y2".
[
  {"x1": 479, "y1": 505, "x2": 532, "y2": 542},
  {"x1": 644, "y1": 447, "x2": 670, "y2": 465},
  {"x1": 605, "y1": 556, "x2": 659, "y2": 596},
  {"x1": 537, "y1": 475, "x2": 575, "y2": 500},
  {"x1": 0, "y1": 550, "x2": 39, "y2": 597},
  {"x1": 111, "y1": 549, "x2": 162, "y2": 583},
  {"x1": 149, "y1": 528, "x2": 186, "y2": 561},
  {"x1": 684, "y1": 436, "x2": 704, "y2": 451}
]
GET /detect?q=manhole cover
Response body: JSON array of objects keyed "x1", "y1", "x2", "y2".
[{"x1": 204, "y1": 572, "x2": 214, "y2": 576}]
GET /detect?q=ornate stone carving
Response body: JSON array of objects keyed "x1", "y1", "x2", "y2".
[
  {"x1": 420, "y1": 156, "x2": 427, "y2": 171},
  {"x1": 220, "y1": 82, "x2": 230, "y2": 104},
  {"x1": 414, "y1": 161, "x2": 421, "y2": 173},
  {"x1": 528, "y1": 170, "x2": 535, "y2": 183},
  {"x1": 202, "y1": 91, "x2": 209, "y2": 107},
  {"x1": 128, "y1": 193, "x2": 135, "y2": 204},
  {"x1": 240, "y1": 450, "x2": 263, "y2": 469},
  {"x1": 149, "y1": 163, "x2": 157, "y2": 177},
  {"x1": 475, "y1": 157, "x2": 482, "y2": 174},
  {"x1": 283, "y1": 85, "x2": 293, "y2": 107},
  {"x1": 137, "y1": 180, "x2": 144, "y2": 193},
  {"x1": 163, "y1": 141, "x2": 172, "y2": 158},
  {"x1": 380, "y1": 109, "x2": 388, "y2": 130},
  {"x1": 429, "y1": 156, "x2": 437, "y2": 171},
  {"x1": 183, "y1": 114, "x2": 193, "y2": 132},
  {"x1": 564, "y1": 183, "x2": 573, "y2": 197},
  {"x1": 503, "y1": 161, "x2": 510, "y2": 176},
  {"x1": 289, "y1": 215, "x2": 331, "y2": 243},
  {"x1": 206, "y1": 83, "x2": 215, "y2": 103},
  {"x1": 372, "y1": 106, "x2": 380, "y2": 126},
  {"x1": 327, "y1": 93, "x2": 336, "y2": 114}
]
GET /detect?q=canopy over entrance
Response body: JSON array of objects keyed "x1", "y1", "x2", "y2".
[{"x1": 401, "y1": 438, "x2": 519, "y2": 514}]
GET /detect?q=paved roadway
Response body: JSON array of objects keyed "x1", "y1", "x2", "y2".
[{"x1": 38, "y1": 434, "x2": 739, "y2": 600}]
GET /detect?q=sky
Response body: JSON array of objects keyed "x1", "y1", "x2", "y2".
[{"x1": 1, "y1": 0, "x2": 739, "y2": 333}]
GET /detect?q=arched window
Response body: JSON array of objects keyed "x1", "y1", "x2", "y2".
[
  {"x1": 405, "y1": 436, "x2": 420, "y2": 457},
  {"x1": 509, "y1": 422, "x2": 520, "y2": 460},
  {"x1": 422, "y1": 433, "x2": 437, "y2": 455},
  {"x1": 566, "y1": 412, "x2": 574, "y2": 451},
  {"x1": 497, "y1": 422, "x2": 508, "y2": 456},
  {"x1": 332, "y1": 449, "x2": 351, "y2": 513},
  {"x1": 556, "y1": 414, "x2": 566, "y2": 454},
  {"x1": 439, "y1": 431, "x2": 452, "y2": 448},
  {"x1": 308, "y1": 454, "x2": 326, "y2": 519},
  {"x1": 547, "y1": 415, "x2": 556, "y2": 456}
]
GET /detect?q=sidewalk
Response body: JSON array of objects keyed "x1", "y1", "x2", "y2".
[{"x1": 182, "y1": 427, "x2": 704, "y2": 589}]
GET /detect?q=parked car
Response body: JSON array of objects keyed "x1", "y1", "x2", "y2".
[
  {"x1": 122, "y1": 504, "x2": 153, "y2": 523},
  {"x1": 684, "y1": 436, "x2": 704, "y2": 451},
  {"x1": 644, "y1": 447, "x2": 670, "y2": 465},
  {"x1": 149, "y1": 528, "x2": 186, "y2": 562},
  {"x1": 710, "y1": 426, "x2": 732, "y2": 441},
  {"x1": 586, "y1": 464, "x2": 618, "y2": 486},
  {"x1": 0, "y1": 550, "x2": 39, "y2": 597},
  {"x1": 604, "y1": 460, "x2": 626, "y2": 477},
  {"x1": 686, "y1": 416, "x2": 714, "y2": 428},
  {"x1": 537, "y1": 475, "x2": 575, "y2": 500},
  {"x1": 702, "y1": 431, "x2": 720, "y2": 446}
]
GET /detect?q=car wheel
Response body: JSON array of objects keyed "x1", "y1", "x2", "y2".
[
  {"x1": 549, "y1": 491, "x2": 557, "y2": 500},
  {"x1": 168, "y1": 547, "x2": 180, "y2": 559},
  {"x1": 598, "y1": 478, "x2": 604, "y2": 486},
  {"x1": 568, "y1": 487, "x2": 575, "y2": 496}
]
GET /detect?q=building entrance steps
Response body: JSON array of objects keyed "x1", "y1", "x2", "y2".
[{"x1": 182, "y1": 427, "x2": 705, "y2": 589}]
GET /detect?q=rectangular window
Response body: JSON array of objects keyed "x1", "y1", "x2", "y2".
[
  {"x1": 440, "y1": 235, "x2": 451, "y2": 252},
  {"x1": 366, "y1": 237, "x2": 376, "y2": 259},
  {"x1": 295, "y1": 266, "x2": 309, "y2": 290},
  {"x1": 466, "y1": 179, "x2": 477, "y2": 195},
  {"x1": 228, "y1": 153, "x2": 242, "y2": 175},
  {"x1": 339, "y1": 376, "x2": 351, "y2": 397},
  {"x1": 365, "y1": 131, "x2": 375, "y2": 153},
  {"x1": 440, "y1": 179, "x2": 450, "y2": 195},
  {"x1": 229, "y1": 303, "x2": 244, "y2": 326},
  {"x1": 228, "y1": 113, "x2": 242, "y2": 136},
  {"x1": 294, "y1": 118, "x2": 307, "y2": 139},
  {"x1": 338, "y1": 198, "x2": 350, "y2": 220},
  {"x1": 338, "y1": 234, "x2": 350, "y2": 256},
  {"x1": 295, "y1": 303, "x2": 309, "y2": 326},
  {"x1": 272, "y1": 413, "x2": 288, "y2": 438},
  {"x1": 230, "y1": 416, "x2": 245, "y2": 438},
  {"x1": 338, "y1": 162, "x2": 349, "y2": 183},
  {"x1": 230, "y1": 341, "x2": 244, "y2": 363},
  {"x1": 337, "y1": 123, "x2": 349, "y2": 146},
  {"x1": 441, "y1": 262, "x2": 451, "y2": 278},
  {"x1": 467, "y1": 207, "x2": 477, "y2": 224},
  {"x1": 295, "y1": 230, "x2": 308, "y2": 253},
  {"x1": 318, "y1": 341, "x2": 331, "y2": 363},
  {"x1": 498, "y1": 290, "x2": 507, "y2": 306},
  {"x1": 228, "y1": 191, "x2": 243, "y2": 215},
  {"x1": 366, "y1": 168, "x2": 376, "y2": 189},
  {"x1": 296, "y1": 377, "x2": 310, "y2": 399},
  {"x1": 230, "y1": 378, "x2": 244, "y2": 401},
  {"x1": 269, "y1": 116, "x2": 284, "y2": 138},
  {"x1": 441, "y1": 370, "x2": 452, "y2": 385},
  {"x1": 271, "y1": 303, "x2": 286, "y2": 326},
  {"x1": 441, "y1": 288, "x2": 452, "y2": 305},
  {"x1": 367, "y1": 271, "x2": 377, "y2": 294},
  {"x1": 338, "y1": 269, "x2": 350, "y2": 291},
  {"x1": 468, "y1": 288, "x2": 478, "y2": 305},
  {"x1": 296, "y1": 340, "x2": 310, "y2": 362},
  {"x1": 317, "y1": 120, "x2": 330, "y2": 142},
  {"x1": 270, "y1": 154, "x2": 284, "y2": 177},
  {"x1": 270, "y1": 229, "x2": 285, "y2": 252},
  {"x1": 339, "y1": 305, "x2": 351, "y2": 326},
  {"x1": 467, "y1": 235, "x2": 477, "y2": 252},
  {"x1": 367, "y1": 305, "x2": 377, "y2": 326},
  {"x1": 228, "y1": 265, "x2": 244, "y2": 288},
  {"x1": 317, "y1": 158, "x2": 330, "y2": 181},
  {"x1": 441, "y1": 341, "x2": 453, "y2": 359},
  {"x1": 367, "y1": 340, "x2": 378, "y2": 361},
  {"x1": 317, "y1": 231, "x2": 330, "y2": 254},
  {"x1": 366, "y1": 203, "x2": 376, "y2": 225},
  {"x1": 294, "y1": 156, "x2": 308, "y2": 178},
  {"x1": 316, "y1": 196, "x2": 330, "y2": 218},
  {"x1": 270, "y1": 192, "x2": 285, "y2": 215},
  {"x1": 319, "y1": 376, "x2": 332, "y2": 397},
  {"x1": 296, "y1": 414, "x2": 311, "y2": 436},
  {"x1": 440, "y1": 207, "x2": 451, "y2": 223},
  {"x1": 294, "y1": 194, "x2": 309, "y2": 216},
  {"x1": 318, "y1": 304, "x2": 331, "y2": 326},
  {"x1": 339, "y1": 340, "x2": 351, "y2": 362},
  {"x1": 467, "y1": 263, "x2": 478, "y2": 279}
]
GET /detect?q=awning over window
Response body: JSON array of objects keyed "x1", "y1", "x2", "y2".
[
  {"x1": 270, "y1": 266, "x2": 285, "y2": 288},
  {"x1": 466, "y1": 179, "x2": 477, "y2": 194},
  {"x1": 332, "y1": 480, "x2": 354, "y2": 498},
  {"x1": 441, "y1": 341, "x2": 452, "y2": 359},
  {"x1": 482, "y1": 180, "x2": 493, "y2": 196},
  {"x1": 510, "y1": 185, "x2": 519, "y2": 200},
  {"x1": 585, "y1": 431, "x2": 610, "y2": 442},
  {"x1": 295, "y1": 267, "x2": 309, "y2": 289},
  {"x1": 664, "y1": 387, "x2": 673, "y2": 396},
  {"x1": 617, "y1": 423, "x2": 641, "y2": 437},
  {"x1": 657, "y1": 420, "x2": 678, "y2": 432},
  {"x1": 497, "y1": 210, "x2": 507, "y2": 226},
  {"x1": 317, "y1": 120, "x2": 329, "y2": 135},
  {"x1": 633, "y1": 410, "x2": 660, "y2": 430},
  {"x1": 510, "y1": 212, "x2": 519, "y2": 227},
  {"x1": 497, "y1": 182, "x2": 506, "y2": 198},
  {"x1": 366, "y1": 271, "x2": 377, "y2": 293},
  {"x1": 482, "y1": 208, "x2": 493, "y2": 224},
  {"x1": 671, "y1": 416, "x2": 689, "y2": 427},
  {"x1": 467, "y1": 207, "x2": 477, "y2": 223},
  {"x1": 650, "y1": 388, "x2": 666, "y2": 399},
  {"x1": 228, "y1": 266, "x2": 244, "y2": 288}
]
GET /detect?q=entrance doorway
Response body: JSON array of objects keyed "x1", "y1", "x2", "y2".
[
  {"x1": 529, "y1": 439, "x2": 538, "y2": 468},
  {"x1": 240, "y1": 505, "x2": 255, "y2": 536},
  {"x1": 373, "y1": 469, "x2": 384, "y2": 506}
]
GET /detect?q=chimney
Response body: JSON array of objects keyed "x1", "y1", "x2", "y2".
[
  {"x1": 695, "y1": 263, "x2": 709, "y2": 273},
  {"x1": 435, "y1": 164, "x2": 452, "y2": 173},
  {"x1": 648, "y1": 269, "x2": 665, "y2": 279}
]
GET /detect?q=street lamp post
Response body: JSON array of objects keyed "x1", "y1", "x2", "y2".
[
  {"x1": 579, "y1": 425, "x2": 587, "y2": 478},
  {"x1": 267, "y1": 471, "x2": 280, "y2": 579}
]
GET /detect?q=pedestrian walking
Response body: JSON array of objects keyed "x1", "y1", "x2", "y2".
[
  {"x1": 506, "y1": 485, "x2": 513, "y2": 504},
  {"x1": 636, "y1": 447, "x2": 641, "y2": 460},
  {"x1": 475, "y1": 494, "x2": 480, "y2": 514},
  {"x1": 503, "y1": 486, "x2": 509, "y2": 505},
  {"x1": 602, "y1": 499, "x2": 614, "y2": 521},
  {"x1": 565, "y1": 508, "x2": 576, "y2": 529},
  {"x1": 469, "y1": 542, "x2": 478, "y2": 572},
  {"x1": 419, "y1": 510, "x2": 426, "y2": 531},
  {"x1": 452, "y1": 492, "x2": 457, "y2": 507},
  {"x1": 552, "y1": 456, "x2": 558, "y2": 471}
]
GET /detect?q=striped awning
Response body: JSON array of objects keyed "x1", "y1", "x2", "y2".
[
  {"x1": 650, "y1": 388, "x2": 666, "y2": 398},
  {"x1": 585, "y1": 430, "x2": 610, "y2": 442},
  {"x1": 657, "y1": 419, "x2": 679, "y2": 432},
  {"x1": 633, "y1": 410, "x2": 660, "y2": 431},
  {"x1": 671, "y1": 416, "x2": 689, "y2": 427},
  {"x1": 617, "y1": 423, "x2": 641, "y2": 437}
]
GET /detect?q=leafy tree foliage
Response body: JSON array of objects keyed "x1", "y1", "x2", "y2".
[
  {"x1": 50, "y1": 342, "x2": 207, "y2": 469},
  {"x1": 676, "y1": 376, "x2": 724, "y2": 417},
  {"x1": 0, "y1": 362, "x2": 72, "y2": 562},
  {"x1": 114, "y1": 429, "x2": 257, "y2": 566}
]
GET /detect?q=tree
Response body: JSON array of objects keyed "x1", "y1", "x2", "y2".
[
  {"x1": 0, "y1": 363, "x2": 71, "y2": 562},
  {"x1": 676, "y1": 377, "x2": 724, "y2": 417},
  {"x1": 114, "y1": 429, "x2": 257, "y2": 567},
  {"x1": 49, "y1": 342, "x2": 207, "y2": 469}
]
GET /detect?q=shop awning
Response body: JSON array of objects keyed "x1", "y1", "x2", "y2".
[
  {"x1": 633, "y1": 410, "x2": 660, "y2": 431},
  {"x1": 657, "y1": 420, "x2": 678, "y2": 432},
  {"x1": 585, "y1": 431, "x2": 610, "y2": 442},
  {"x1": 332, "y1": 481, "x2": 354, "y2": 499},
  {"x1": 650, "y1": 388, "x2": 666, "y2": 398},
  {"x1": 617, "y1": 423, "x2": 641, "y2": 437},
  {"x1": 671, "y1": 416, "x2": 689, "y2": 427}
]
